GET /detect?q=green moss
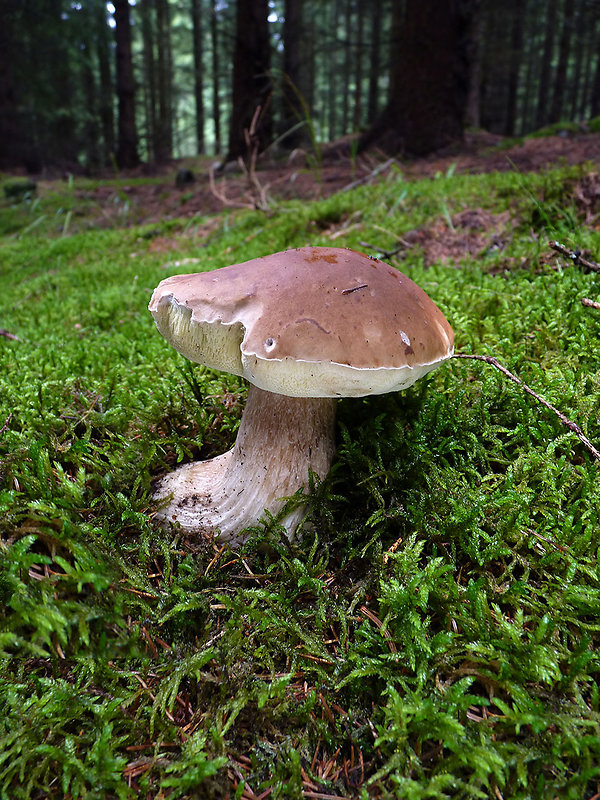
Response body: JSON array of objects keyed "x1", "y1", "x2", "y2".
[{"x1": 1, "y1": 164, "x2": 600, "y2": 797}]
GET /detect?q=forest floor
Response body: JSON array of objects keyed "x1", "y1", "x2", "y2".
[{"x1": 67, "y1": 128, "x2": 600, "y2": 227}]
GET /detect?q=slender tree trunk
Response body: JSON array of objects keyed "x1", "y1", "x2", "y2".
[
  {"x1": 96, "y1": 1, "x2": 115, "y2": 164},
  {"x1": 226, "y1": 0, "x2": 272, "y2": 162},
  {"x1": 580, "y1": 15, "x2": 598, "y2": 118},
  {"x1": 465, "y1": 0, "x2": 483, "y2": 128},
  {"x1": 535, "y1": 0, "x2": 559, "y2": 129},
  {"x1": 113, "y1": 0, "x2": 139, "y2": 168},
  {"x1": 549, "y1": 0, "x2": 576, "y2": 122},
  {"x1": 505, "y1": 0, "x2": 523, "y2": 135},
  {"x1": 210, "y1": 0, "x2": 221, "y2": 154},
  {"x1": 480, "y1": 0, "x2": 510, "y2": 134},
  {"x1": 280, "y1": 0, "x2": 307, "y2": 148},
  {"x1": 341, "y1": 0, "x2": 352, "y2": 133},
  {"x1": 366, "y1": 0, "x2": 383, "y2": 125},
  {"x1": 352, "y1": 0, "x2": 365, "y2": 129},
  {"x1": 81, "y1": 9, "x2": 100, "y2": 170},
  {"x1": 520, "y1": 0, "x2": 541, "y2": 134},
  {"x1": 155, "y1": 0, "x2": 173, "y2": 162},
  {"x1": 327, "y1": 0, "x2": 340, "y2": 139},
  {"x1": 305, "y1": 11, "x2": 316, "y2": 115},
  {"x1": 49, "y1": 2, "x2": 76, "y2": 164},
  {"x1": 360, "y1": 0, "x2": 475, "y2": 156},
  {"x1": 570, "y1": 0, "x2": 586, "y2": 118},
  {"x1": 0, "y1": 1, "x2": 23, "y2": 169},
  {"x1": 591, "y1": 31, "x2": 600, "y2": 117},
  {"x1": 140, "y1": 0, "x2": 157, "y2": 162},
  {"x1": 192, "y1": 0, "x2": 205, "y2": 154}
]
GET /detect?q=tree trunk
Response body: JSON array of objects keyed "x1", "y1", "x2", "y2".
[
  {"x1": 580, "y1": 12, "x2": 598, "y2": 118},
  {"x1": 327, "y1": 0, "x2": 341, "y2": 139},
  {"x1": 341, "y1": 0, "x2": 352, "y2": 133},
  {"x1": 140, "y1": 0, "x2": 157, "y2": 162},
  {"x1": 81, "y1": 8, "x2": 100, "y2": 170},
  {"x1": 279, "y1": 0, "x2": 307, "y2": 148},
  {"x1": 192, "y1": 0, "x2": 205, "y2": 154},
  {"x1": 549, "y1": 0, "x2": 576, "y2": 123},
  {"x1": 360, "y1": 0, "x2": 475, "y2": 156},
  {"x1": 569, "y1": 0, "x2": 586, "y2": 119},
  {"x1": 505, "y1": 0, "x2": 524, "y2": 136},
  {"x1": 113, "y1": 0, "x2": 139, "y2": 168},
  {"x1": 366, "y1": 0, "x2": 383, "y2": 125},
  {"x1": 47, "y1": 1, "x2": 76, "y2": 165},
  {"x1": 96, "y1": 0, "x2": 115, "y2": 164},
  {"x1": 535, "y1": 0, "x2": 559, "y2": 129},
  {"x1": 0, "y1": 1, "x2": 23, "y2": 169},
  {"x1": 305, "y1": 11, "x2": 316, "y2": 117},
  {"x1": 465, "y1": 0, "x2": 483, "y2": 128},
  {"x1": 155, "y1": 0, "x2": 173, "y2": 162},
  {"x1": 352, "y1": 0, "x2": 365, "y2": 130},
  {"x1": 520, "y1": 0, "x2": 542, "y2": 134},
  {"x1": 226, "y1": 0, "x2": 272, "y2": 162},
  {"x1": 210, "y1": 0, "x2": 221, "y2": 154},
  {"x1": 591, "y1": 27, "x2": 600, "y2": 117},
  {"x1": 480, "y1": 0, "x2": 510, "y2": 134}
]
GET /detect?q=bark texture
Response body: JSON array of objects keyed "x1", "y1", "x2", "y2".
[
  {"x1": 360, "y1": 0, "x2": 476, "y2": 157},
  {"x1": 114, "y1": 0, "x2": 139, "y2": 168},
  {"x1": 226, "y1": 0, "x2": 272, "y2": 162}
]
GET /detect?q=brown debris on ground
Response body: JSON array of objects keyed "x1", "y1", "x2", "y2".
[{"x1": 401, "y1": 208, "x2": 511, "y2": 267}]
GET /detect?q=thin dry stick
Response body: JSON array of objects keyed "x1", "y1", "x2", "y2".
[
  {"x1": 341, "y1": 157, "x2": 396, "y2": 192},
  {"x1": 453, "y1": 353, "x2": 600, "y2": 462},
  {"x1": 548, "y1": 240, "x2": 600, "y2": 273},
  {"x1": 208, "y1": 105, "x2": 270, "y2": 211},
  {"x1": 208, "y1": 165, "x2": 248, "y2": 209}
]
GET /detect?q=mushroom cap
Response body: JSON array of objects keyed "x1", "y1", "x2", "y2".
[{"x1": 149, "y1": 246, "x2": 454, "y2": 398}]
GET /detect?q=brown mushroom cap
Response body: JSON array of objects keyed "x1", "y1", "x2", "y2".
[{"x1": 149, "y1": 246, "x2": 454, "y2": 398}]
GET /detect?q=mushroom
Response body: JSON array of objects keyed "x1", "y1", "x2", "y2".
[{"x1": 149, "y1": 246, "x2": 454, "y2": 544}]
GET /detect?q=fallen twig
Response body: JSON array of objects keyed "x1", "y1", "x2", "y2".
[
  {"x1": 208, "y1": 105, "x2": 271, "y2": 211},
  {"x1": 453, "y1": 352, "x2": 600, "y2": 462},
  {"x1": 549, "y1": 240, "x2": 600, "y2": 273},
  {"x1": 581, "y1": 297, "x2": 600, "y2": 310},
  {"x1": 208, "y1": 165, "x2": 251, "y2": 210},
  {"x1": 0, "y1": 328, "x2": 19, "y2": 341}
]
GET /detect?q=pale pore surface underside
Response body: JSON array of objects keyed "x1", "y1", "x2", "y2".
[{"x1": 153, "y1": 385, "x2": 337, "y2": 544}]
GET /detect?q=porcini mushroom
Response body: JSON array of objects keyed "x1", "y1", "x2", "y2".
[{"x1": 149, "y1": 246, "x2": 454, "y2": 544}]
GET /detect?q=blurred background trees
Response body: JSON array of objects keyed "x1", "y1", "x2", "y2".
[{"x1": 0, "y1": 0, "x2": 599, "y2": 172}]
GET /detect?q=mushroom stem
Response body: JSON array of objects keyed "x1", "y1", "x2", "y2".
[{"x1": 153, "y1": 384, "x2": 337, "y2": 543}]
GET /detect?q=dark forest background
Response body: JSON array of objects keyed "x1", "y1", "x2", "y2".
[{"x1": 1, "y1": 0, "x2": 600, "y2": 174}]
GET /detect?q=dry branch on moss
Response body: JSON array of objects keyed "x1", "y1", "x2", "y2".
[
  {"x1": 453, "y1": 352, "x2": 600, "y2": 462},
  {"x1": 549, "y1": 240, "x2": 600, "y2": 273}
]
